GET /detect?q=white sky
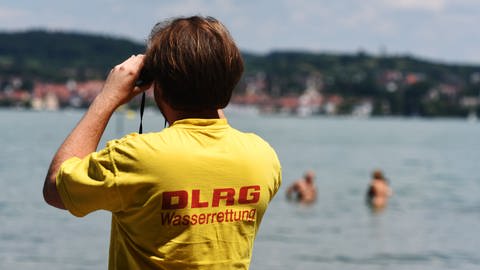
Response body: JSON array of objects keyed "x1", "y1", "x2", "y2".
[{"x1": 1, "y1": 0, "x2": 479, "y2": 65}]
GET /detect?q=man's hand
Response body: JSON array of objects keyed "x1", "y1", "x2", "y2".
[{"x1": 97, "y1": 54, "x2": 151, "y2": 109}]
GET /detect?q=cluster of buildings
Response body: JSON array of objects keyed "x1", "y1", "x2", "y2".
[
  {"x1": 231, "y1": 73, "x2": 346, "y2": 116},
  {"x1": 1, "y1": 69, "x2": 479, "y2": 118},
  {"x1": 1, "y1": 75, "x2": 339, "y2": 115},
  {"x1": 231, "y1": 70, "x2": 480, "y2": 117},
  {"x1": 1, "y1": 79, "x2": 104, "y2": 110}
]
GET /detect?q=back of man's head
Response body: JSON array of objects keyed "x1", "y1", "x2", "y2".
[{"x1": 145, "y1": 16, "x2": 244, "y2": 111}]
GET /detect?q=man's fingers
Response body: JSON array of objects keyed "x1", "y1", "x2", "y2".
[
  {"x1": 117, "y1": 54, "x2": 145, "y2": 70},
  {"x1": 129, "y1": 54, "x2": 145, "y2": 67}
]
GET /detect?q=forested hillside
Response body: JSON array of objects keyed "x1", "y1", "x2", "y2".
[
  {"x1": 1, "y1": 30, "x2": 479, "y2": 116},
  {"x1": 0, "y1": 30, "x2": 145, "y2": 81}
]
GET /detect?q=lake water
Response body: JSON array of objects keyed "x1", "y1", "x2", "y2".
[{"x1": 1, "y1": 109, "x2": 479, "y2": 270}]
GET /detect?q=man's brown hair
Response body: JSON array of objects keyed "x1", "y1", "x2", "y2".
[{"x1": 145, "y1": 16, "x2": 244, "y2": 111}]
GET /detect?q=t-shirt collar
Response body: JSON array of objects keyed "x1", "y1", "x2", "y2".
[{"x1": 170, "y1": 118, "x2": 229, "y2": 129}]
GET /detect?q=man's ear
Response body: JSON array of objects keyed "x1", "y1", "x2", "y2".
[{"x1": 217, "y1": 109, "x2": 225, "y2": 118}]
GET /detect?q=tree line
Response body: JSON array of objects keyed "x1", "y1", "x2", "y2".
[{"x1": 1, "y1": 30, "x2": 479, "y2": 116}]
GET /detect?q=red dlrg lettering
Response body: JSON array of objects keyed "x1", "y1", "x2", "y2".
[{"x1": 162, "y1": 185, "x2": 261, "y2": 210}]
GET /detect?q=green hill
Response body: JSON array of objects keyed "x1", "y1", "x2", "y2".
[
  {"x1": 0, "y1": 30, "x2": 145, "y2": 81},
  {"x1": 242, "y1": 51, "x2": 480, "y2": 96},
  {"x1": 1, "y1": 30, "x2": 479, "y2": 116}
]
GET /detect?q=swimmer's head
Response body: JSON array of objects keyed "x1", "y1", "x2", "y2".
[
  {"x1": 372, "y1": 170, "x2": 385, "y2": 181},
  {"x1": 304, "y1": 170, "x2": 315, "y2": 183}
]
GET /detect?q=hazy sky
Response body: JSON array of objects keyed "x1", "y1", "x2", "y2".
[{"x1": 1, "y1": 0, "x2": 479, "y2": 65}]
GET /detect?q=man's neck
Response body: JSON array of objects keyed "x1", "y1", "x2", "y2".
[
  {"x1": 156, "y1": 97, "x2": 225, "y2": 125},
  {"x1": 164, "y1": 108, "x2": 225, "y2": 125},
  {"x1": 173, "y1": 110, "x2": 221, "y2": 121}
]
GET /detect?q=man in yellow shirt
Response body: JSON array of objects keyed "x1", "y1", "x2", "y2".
[{"x1": 43, "y1": 16, "x2": 281, "y2": 269}]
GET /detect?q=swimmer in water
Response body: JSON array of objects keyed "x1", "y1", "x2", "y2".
[
  {"x1": 366, "y1": 169, "x2": 392, "y2": 211},
  {"x1": 286, "y1": 170, "x2": 317, "y2": 204}
]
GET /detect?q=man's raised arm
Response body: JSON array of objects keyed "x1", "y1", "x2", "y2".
[{"x1": 43, "y1": 55, "x2": 149, "y2": 209}]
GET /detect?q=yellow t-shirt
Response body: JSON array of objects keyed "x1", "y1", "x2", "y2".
[{"x1": 56, "y1": 118, "x2": 282, "y2": 270}]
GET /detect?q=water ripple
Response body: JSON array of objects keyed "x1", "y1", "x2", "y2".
[{"x1": 296, "y1": 251, "x2": 480, "y2": 266}]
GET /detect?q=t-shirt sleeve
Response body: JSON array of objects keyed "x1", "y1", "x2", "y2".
[
  {"x1": 271, "y1": 156, "x2": 282, "y2": 200},
  {"x1": 266, "y1": 144, "x2": 282, "y2": 201},
  {"x1": 56, "y1": 146, "x2": 123, "y2": 217}
]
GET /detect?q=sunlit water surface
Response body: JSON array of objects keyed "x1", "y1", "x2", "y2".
[{"x1": 1, "y1": 109, "x2": 479, "y2": 270}]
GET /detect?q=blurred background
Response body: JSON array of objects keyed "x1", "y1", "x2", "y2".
[{"x1": 0, "y1": 1, "x2": 479, "y2": 269}]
